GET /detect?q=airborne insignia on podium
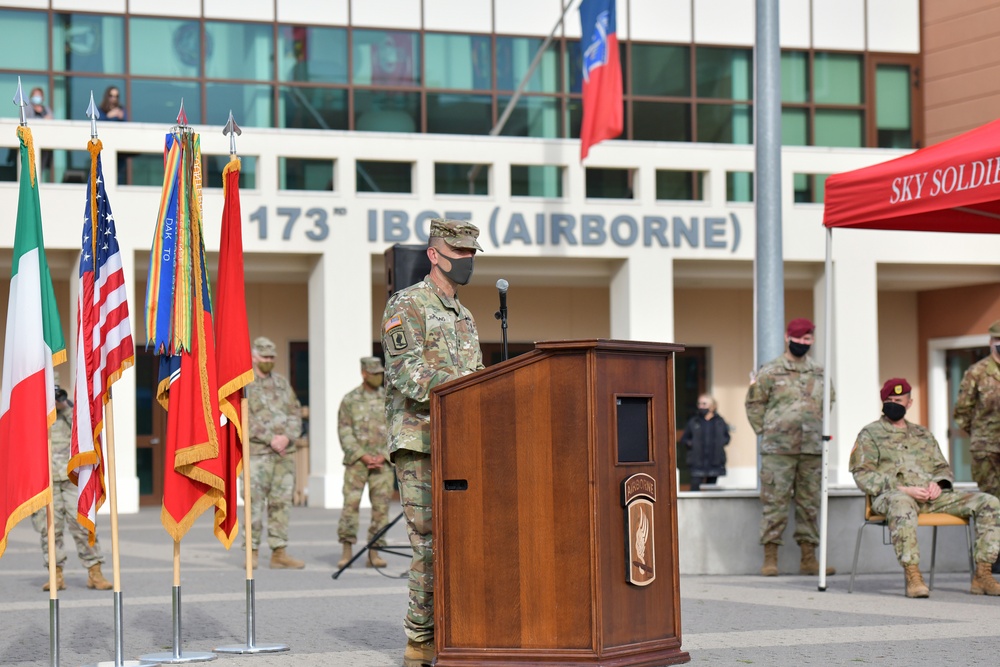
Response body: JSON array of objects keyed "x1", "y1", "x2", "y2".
[{"x1": 622, "y1": 473, "x2": 656, "y2": 586}]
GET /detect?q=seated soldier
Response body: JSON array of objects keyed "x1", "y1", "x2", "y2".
[{"x1": 850, "y1": 377, "x2": 1000, "y2": 598}]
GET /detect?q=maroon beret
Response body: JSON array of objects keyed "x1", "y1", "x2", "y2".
[
  {"x1": 880, "y1": 378, "x2": 912, "y2": 401},
  {"x1": 786, "y1": 318, "x2": 815, "y2": 338}
]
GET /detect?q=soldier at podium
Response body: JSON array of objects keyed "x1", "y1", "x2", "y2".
[{"x1": 381, "y1": 218, "x2": 485, "y2": 667}]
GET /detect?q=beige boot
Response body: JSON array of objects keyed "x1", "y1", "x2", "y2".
[
  {"x1": 799, "y1": 543, "x2": 836, "y2": 575},
  {"x1": 42, "y1": 566, "x2": 65, "y2": 591},
  {"x1": 402, "y1": 638, "x2": 434, "y2": 667},
  {"x1": 87, "y1": 563, "x2": 113, "y2": 590},
  {"x1": 252, "y1": 549, "x2": 258, "y2": 570},
  {"x1": 336, "y1": 542, "x2": 353, "y2": 568},
  {"x1": 367, "y1": 549, "x2": 387, "y2": 568},
  {"x1": 904, "y1": 564, "x2": 930, "y2": 598},
  {"x1": 761, "y1": 543, "x2": 779, "y2": 576},
  {"x1": 270, "y1": 547, "x2": 305, "y2": 569},
  {"x1": 970, "y1": 562, "x2": 1000, "y2": 595}
]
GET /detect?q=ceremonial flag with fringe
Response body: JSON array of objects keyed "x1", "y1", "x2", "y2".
[
  {"x1": 68, "y1": 140, "x2": 135, "y2": 544},
  {"x1": 213, "y1": 156, "x2": 252, "y2": 548},
  {"x1": 579, "y1": 0, "x2": 623, "y2": 161},
  {"x1": 146, "y1": 132, "x2": 226, "y2": 541},
  {"x1": 0, "y1": 127, "x2": 66, "y2": 558}
]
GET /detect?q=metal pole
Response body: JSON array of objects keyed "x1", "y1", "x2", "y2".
[{"x1": 819, "y1": 227, "x2": 834, "y2": 591}]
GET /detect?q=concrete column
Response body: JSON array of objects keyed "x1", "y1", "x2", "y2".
[
  {"x1": 830, "y1": 257, "x2": 879, "y2": 487},
  {"x1": 307, "y1": 249, "x2": 374, "y2": 508},
  {"x1": 609, "y1": 254, "x2": 674, "y2": 343}
]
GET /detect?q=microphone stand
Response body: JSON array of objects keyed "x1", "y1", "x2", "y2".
[{"x1": 494, "y1": 281, "x2": 509, "y2": 362}]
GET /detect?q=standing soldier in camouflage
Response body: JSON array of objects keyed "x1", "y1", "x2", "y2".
[
  {"x1": 953, "y1": 319, "x2": 1000, "y2": 573},
  {"x1": 31, "y1": 385, "x2": 112, "y2": 590},
  {"x1": 745, "y1": 318, "x2": 835, "y2": 577},
  {"x1": 851, "y1": 377, "x2": 1000, "y2": 598},
  {"x1": 382, "y1": 218, "x2": 485, "y2": 667},
  {"x1": 336, "y1": 356, "x2": 393, "y2": 569},
  {"x1": 246, "y1": 336, "x2": 305, "y2": 569}
]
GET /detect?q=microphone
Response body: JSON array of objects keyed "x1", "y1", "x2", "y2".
[
  {"x1": 496, "y1": 278, "x2": 508, "y2": 313},
  {"x1": 495, "y1": 279, "x2": 509, "y2": 361}
]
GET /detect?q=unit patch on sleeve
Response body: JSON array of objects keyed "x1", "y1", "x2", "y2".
[{"x1": 383, "y1": 314, "x2": 410, "y2": 354}]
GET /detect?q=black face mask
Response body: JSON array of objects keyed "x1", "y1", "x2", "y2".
[
  {"x1": 882, "y1": 401, "x2": 907, "y2": 422},
  {"x1": 788, "y1": 341, "x2": 811, "y2": 357},
  {"x1": 438, "y1": 252, "x2": 474, "y2": 286},
  {"x1": 697, "y1": 408, "x2": 709, "y2": 417},
  {"x1": 994, "y1": 344, "x2": 1000, "y2": 356}
]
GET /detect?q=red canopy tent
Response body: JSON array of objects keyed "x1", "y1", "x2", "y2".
[{"x1": 812, "y1": 118, "x2": 1000, "y2": 589}]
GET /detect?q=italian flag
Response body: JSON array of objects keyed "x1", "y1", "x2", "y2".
[{"x1": 0, "y1": 127, "x2": 66, "y2": 559}]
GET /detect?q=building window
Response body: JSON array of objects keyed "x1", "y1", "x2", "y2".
[
  {"x1": 586, "y1": 168, "x2": 633, "y2": 199},
  {"x1": 435, "y1": 163, "x2": 488, "y2": 196},
  {"x1": 129, "y1": 17, "x2": 201, "y2": 78},
  {"x1": 204, "y1": 21, "x2": 274, "y2": 81},
  {"x1": 206, "y1": 83, "x2": 273, "y2": 128},
  {"x1": 357, "y1": 160, "x2": 412, "y2": 193},
  {"x1": 426, "y1": 93, "x2": 493, "y2": 135},
  {"x1": 656, "y1": 170, "x2": 702, "y2": 201},
  {"x1": 39, "y1": 149, "x2": 90, "y2": 184},
  {"x1": 425, "y1": 33, "x2": 492, "y2": 90},
  {"x1": 53, "y1": 13, "x2": 125, "y2": 75},
  {"x1": 280, "y1": 157, "x2": 334, "y2": 191},
  {"x1": 511, "y1": 165, "x2": 563, "y2": 198},
  {"x1": 875, "y1": 64, "x2": 913, "y2": 148},
  {"x1": 130, "y1": 78, "x2": 200, "y2": 124},
  {"x1": 278, "y1": 26, "x2": 348, "y2": 84},
  {"x1": 118, "y1": 152, "x2": 165, "y2": 187},
  {"x1": 205, "y1": 155, "x2": 257, "y2": 189},
  {"x1": 354, "y1": 90, "x2": 420, "y2": 133},
  {"x1": 498, "y1": 95, "x2": 560, "y2": 138},
  {"x1": 726, "y1": 172, "x2": 753, "y2": 202},
  {"x1": 1, "y1": 9, "x2": 49, "y2": 72},
  {"x1": 353, "y1": 30, "x2": 421, "y2": 87},
  {"x1": 793, "y1": 174, "x2": 830, "y2": 203}
]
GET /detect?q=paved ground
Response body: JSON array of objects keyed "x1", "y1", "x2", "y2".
[{"x1": 3, "y1": 505, "x2": 1000, "y2": 666}]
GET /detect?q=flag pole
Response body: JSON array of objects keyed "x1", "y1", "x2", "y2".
[
  {"x1": 45, "y1": 432, "x2": 60, "y2": 667},
  {"x1": 214, "y1": 116, "x2": 287, "y2": 655}
]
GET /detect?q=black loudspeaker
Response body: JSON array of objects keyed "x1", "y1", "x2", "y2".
[{"x1": 384, "y1": 244, "x2": 432, "y2": 300}]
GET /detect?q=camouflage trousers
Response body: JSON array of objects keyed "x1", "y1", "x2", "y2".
[
  {"x1": 395, "y1": 449, "x2": 433, "y2": 643},
  {"x1": 972, "y1": 451, "x2": 1000, "y2": 499},
  {"x1": 759, "y1": 453, "x2": 821, "y2": 545},
  {"x1": 872, "y1": 489, "x2": 1000, "y2": 566},
  {"x1": 247, "y1": 451, "x2": 295, "y2": 551},
  {"x1": 31, "y1": 479, "x2": 105, "y2": 570},
  {"x1": 337, "y1": 460, "x2": 394, "y2": 546}
]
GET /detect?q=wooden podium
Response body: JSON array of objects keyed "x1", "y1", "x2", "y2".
[{"x1": 431, "y1": 339, "x2": 690, "y2": 667}]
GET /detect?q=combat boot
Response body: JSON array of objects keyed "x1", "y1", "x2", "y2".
[
  {"x1": 270, "y1": 547, "x2": 305, "y2": 569},
  {"x1": 336, "y1": 542, "x2": 353, "y2": 568},
  {"x1": 42, "y1": 566, "x2": 65, "y2": 591},
  {"x1": 252, "y1": 549, "x2": 258, "y2": 570},
  {"x1": 799, "y1": 543, "x2": 836, "y2": 575},
  {"x1": 970, "y1": 562, "x2": 1000, "y2": 595},
  {"x1": 402, "y1": 639, "x2": 434, "y2": 667},
  {"x1": 367, "y1": 549, "x2": 387, "y2": 568},
  {"x1": 87, "y1": 563, "x2": 113, "y2": 590},
  {"x1": 904, "y1": 565, "x2": 929, "y2": 598},
  {"x1": 761, "y1": 543, "x2": 779, "y2": 576}
]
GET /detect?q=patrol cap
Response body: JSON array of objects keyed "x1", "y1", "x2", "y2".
[
  {"x1": 252, "y1": 336, "x2": 277, "y2": 357},
  {"x1": 880, "y1": 377, "x2": 912, "y2": 401},
  {"x1": 361, "y1": 356, "x2": 384, "y2": 373},
  {"x1": 786, "y1": 318, "x2": 815, "y2": 338},
  {"x1": 429, "y1": 218, "x2": 483, "y2": 252},
  {"x1": 989, "y1": 319, "x2": 1000, "y2": 337}
]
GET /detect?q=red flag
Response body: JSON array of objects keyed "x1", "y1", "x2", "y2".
[
  {"x1": 0, "y1": 127, "x2": 66, "y2": 559},
  {"x1": 579, "y1": 0, "x2": 623, "y2": 161},
  {"x1": 213, "y1": 157, "x2": 253, "y2": 548},
  {"x1": 68, "y1": 140, "x2": 135, "y2": 544}
]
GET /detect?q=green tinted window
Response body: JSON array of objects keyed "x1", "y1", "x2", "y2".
[
  {"x1": 727, "y1": 172, "x2": 753, "y2": 202},
  {"x1": 130, "y1": 79, "x2": 200, "y2": 124},
  {"x1": 353, "y1": 30, "x2": 421, "y2": 87},
  {"x1": 279, "y1": 87, "x2": 348, "y2": 130},
  {"x1": 357, "y1": 160, "x2": 412, "y2": 193},
  {"x1": 280, "y1": 157, "x2": 334, "y2": 191},
  {"x1": 130, "y1": 18, "x2": 201, "y2": 77},
  {"x1": 876, "y1": 65, "x2": 912, "y2": 148},
  {"x1": 656, "y1": 171, "x2": 701, "y2": 201},
  {"x1": 425, "y1": 33, "x2": 492, "y2": 90},
  {"x1": 0, "y1": 10, "x2": 48, "y2": 71},
  {"x1": 118, "y1": 152, "x2": 165, "y2": 186},
  {"x1": 205, "y1": 22, "x2": 274, "y2": 81},
  {"x1": 278, "y1": 26, "x2": 347, "y2": 84},
  {"x1": 498, "y1": 96, "x2": 560, "y2": 138},
  {"x1": 0, "y1": 73, "x2": 48, "y2": 119},
  {"x1": 781, "y1": 108, "x2": 808, "y2": 146},
  {"x1": 781, "y1": 51, "x2": 808, "y2": 103},
  {"x1": 435, "y1": 163, "x2": 489, "y2": 195},
  {"x1": 815, "y1": 109, "x2": 864, "y2": 147},
  {"x1": 586, "y1": 168, "x2": 633, "y2": 199},
  {"x1": 354, "y1": 91, "x2": 420, "y2": 132},
  {"x1": 697, "y1": 104, "x2": 752, "y2": 144},
  {"x1": 427, "y1": 93, "x2": 492, "y2": 135},
  {"x1": 205, "y1": 155, "x2": 257, "y2": 189},
  {"x1": 632, "y1": 44, "x2": 690, "y2": 97},
  {"x1": 497, "y1": 37, "x2": 559, "y2": 93},
  {"x1": 814, "y1": 53, "x2": 862, "y2": 104},
  {"x1": 206, "y1": 83, "x2": 273, "y2": 128},
  {"x1": 696, "y1": 47, "x2": 752, "y2": 100},
  {"x1": 53, "y1": 14, "x2": 125, "y2": 74},
  {"x1": 511, "y1": 165, "x2": 563, "y2": 198},
  {"x1": 52, "y1": 75, "x2": 125, "y2": 121},
  {"x1": 633, "y1": 102, "x2": 690, "y2": 142}
]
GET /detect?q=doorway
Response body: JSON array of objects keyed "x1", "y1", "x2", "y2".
[{"x1": 929, "y1": 335, "x2": 989, "y2": 483}]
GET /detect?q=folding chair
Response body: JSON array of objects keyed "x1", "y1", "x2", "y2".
[{"x1": 848, "y1": 495, "x2": 975, "y2": 593}]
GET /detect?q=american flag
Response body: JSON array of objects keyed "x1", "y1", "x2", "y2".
[{"x1": 68, "y1": 141, "x2": 134, "y2": 542}]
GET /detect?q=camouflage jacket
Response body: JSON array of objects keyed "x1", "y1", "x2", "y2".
[
  {"x1": 381, "y1": 276, "x2": 484, "y2": 457},
  {"x1": 338, "y1": 383, "x2": 388, "y2": 465},
  {"x1": 745, "y1": 354, "x2": 833, "y2": 455},
  {"x1": 246, "y1": 371, "x2": 302, "y2": 457},
  {"x1": 953, "y1": 356, "x2": 1000, "y2": 454},
  {"x1": 51, "y1": 406, "x2": 73, "y2": 482},
  {"x1": 850, "y1": 417, "x2": 953, "y2": 497}
]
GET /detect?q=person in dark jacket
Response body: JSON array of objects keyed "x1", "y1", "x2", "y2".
[{"x1": 680, "y1": 394, "x2": 730, "y2": 490}]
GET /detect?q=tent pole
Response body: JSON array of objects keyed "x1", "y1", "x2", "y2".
[{"x1": 819, "y1": 226, "x2": 834, "y2": 591}]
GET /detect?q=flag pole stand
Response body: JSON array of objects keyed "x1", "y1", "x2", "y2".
[
  {"x1": 139, "y1": 541, "x2": 215, "y2": 664},
  {"x1": 83, "y1": 398, "x2": 153, "y2": 667},
  {"x1": 45, "y1": 431, "x2": 60, "y2": 667},
  {"x1": 215, "y1": 398, "x2": 289, "y2": 655}
]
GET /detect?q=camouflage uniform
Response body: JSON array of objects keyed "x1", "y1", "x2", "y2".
[
  {"x1": 745, "y1": 353, "x2": 833, "y2": 545},
  {"x1": 337, "y1": 381, "x2": 393, "y2": 547},
  {"x1": 850, "y1": 416, "x2": 1000, "y2": 566},
  {"x1": 246, "y1": 369, "x2": 302, "y2": 551},
  {"x1": 382, "y1": 270, "x2": 484, "y2": 644},
  {"x1": 31, "y1": 405, "x2": 106, "y2": 569},
  {"x1": 954, "y1": 356, "x2": 1000, "y2": 499}
]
